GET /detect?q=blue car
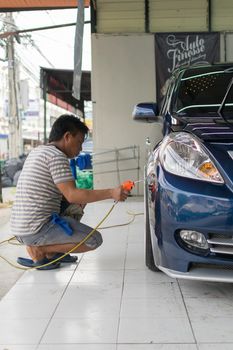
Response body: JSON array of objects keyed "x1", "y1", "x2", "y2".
[{"x1": 133, "y1": 63, "x2": 233, "y2": 282}]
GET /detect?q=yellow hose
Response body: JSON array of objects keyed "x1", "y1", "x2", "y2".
[{"x1": 0, "y1": 204, "x2": 143, "y2": 270}]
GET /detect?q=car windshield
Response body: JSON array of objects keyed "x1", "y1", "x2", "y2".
[{"x1": 174, "y1": 67, "x2": 233, "y2": 117}]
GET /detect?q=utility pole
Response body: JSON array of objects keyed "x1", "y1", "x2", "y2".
[{"x1": 6, "y1": 12, "x2": 21, "y2": 159}]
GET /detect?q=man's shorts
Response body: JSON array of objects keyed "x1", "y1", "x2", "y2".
[{"x1": 16, "y1": 216, "x2": 103, "y2": 249}]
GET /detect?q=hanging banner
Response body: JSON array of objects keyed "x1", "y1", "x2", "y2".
[
  {"x1": 155, "y1": 32, "x2": 220, "y2": 104},
  {"x1": 73, "y1": 0, "x2": 84, "y2": 100}
]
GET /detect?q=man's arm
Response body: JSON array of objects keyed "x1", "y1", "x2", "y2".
[{"x1": 56, "y1": 181, "x2": 128, "y2": 204}]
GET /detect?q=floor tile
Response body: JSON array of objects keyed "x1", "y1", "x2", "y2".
[
  {"x1": 127, "y1": 233, "x2": 144, "y2": 244},
  {"x1": 54, "y1": 294, "x2": 121, "y2": 318},
  {"x1": 185, "y1": 297, "x2": 233, "y2": 318},
  {"x1": 98, "y1": 231, "x2": 128, "y2": 247},
  {"x1": 124, "y1": 269, "x2": 174, "y2": 284},
  {"x1": 178, "y1": 280, "x2": 233, "y2": 299},
  {"x1": 125, "y1": 243, "x2": 146, "y2": 269},
  {"x1": 2, "y1": 283, "x2": 66, "y2": 302},
  {"x1": 197, "y1": 344, "x2": 233, "y2": 350},
  {"x1": 120, "y1": 297, "x2": 187, "y2": 318},
  {"x1": 79, "y1": 258, "x2": 125, "y2": 270},
  {"x1": 79, "y1": 245, "x2": 125, "y2": 270},
  {"x1": 41, "y1": 318, "x2": 119, "y2": 343},
  {"x1": 0, "y1": 346, "x2": 37, "y2": 350},
  {"x1": 71, "y1": 269, "x2": 124, "y2": 284},
  {"x1": 65, "y1": 281, "x2": 123, "y2": 299},
  {"x1": 80, "y1": 243, "x2": 126, "y2": 258},
  {"x1": 0, "y1": 218, "x2": 25, "y2": 300},
  {"x1": 118, "y1": 317, "x2": 194, "y2": 343},
  {"x1": 191, "y1": 317, "x2": 233, "y2": 342},
  {"x1": 0, "y1": 297, "x2": 58, "y2": 319},
  {"x1": 0, "y1": 318, "x2": 49, "y2": 344},
  {"x1": 38, "y1": 345, "x2": 117, "y2": 350},
  {"x1": 122, "y1": 281, "x2": 181, "y2": 299},
  {"x1": 117, "y1": 345, "x2": 198, "y2": 350},
  {"x1": 17, "y1": 270, "x2": 75, "y2": 284},
  {"x1": 99, "y1": 214, "x2": 132, "y2": 229}
]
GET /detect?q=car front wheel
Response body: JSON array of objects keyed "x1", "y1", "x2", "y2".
[{"x1": 144, "y1": 178, "x2": 159, "y2": 271}]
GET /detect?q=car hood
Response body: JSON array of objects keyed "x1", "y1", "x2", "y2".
[{"x1": 183, "y1": 122, "x2": 233, "y2": 141}]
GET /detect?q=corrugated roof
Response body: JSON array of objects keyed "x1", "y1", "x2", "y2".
[
  {"x1": 0, "y1": 0, "x2": 90, "y2": 11},
  {"x1": 40, "y1": 67, "x2": 91, "y2": 108}
]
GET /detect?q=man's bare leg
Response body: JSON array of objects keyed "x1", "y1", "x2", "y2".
[{"x1": 26, "y1": 243, "x2": 94, "y2": 262}]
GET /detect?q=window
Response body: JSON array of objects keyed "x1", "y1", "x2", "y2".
[{"x1": 175, "y1": 68, "x2": 233, "y2": 116}]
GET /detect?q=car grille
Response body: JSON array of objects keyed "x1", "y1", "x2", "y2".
[
  {"x1": 190, "y1": 263, "x2": 233, "y2": 271},
  {"x1": 207, "y1": 233, "x2": 233, "y2": 256}
]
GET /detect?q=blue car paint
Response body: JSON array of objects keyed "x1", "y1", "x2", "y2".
[
  {"x1": 151, "y1": 164, "x2": 233, "y2": 272},
  {"x1": 144, "y1": 64, "x2": 233, "y2": 277}
]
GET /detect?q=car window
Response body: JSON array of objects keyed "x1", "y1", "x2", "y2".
[{"x1": 174, "y1": 69, "x2": 233, "y2": 116}]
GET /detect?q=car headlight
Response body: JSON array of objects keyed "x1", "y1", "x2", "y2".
[
  {"x1": 159, "y1": 132, "x2": 224, "y2": 183},
  {"x1": 179, "y1": 230, "x2": 209, "y2": 250}
]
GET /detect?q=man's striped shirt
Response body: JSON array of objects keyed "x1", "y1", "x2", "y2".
[{"x1": 11, "y1": 145, "x2": 74, "y2": 236}]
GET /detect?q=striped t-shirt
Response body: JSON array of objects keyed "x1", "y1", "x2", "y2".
[{"x1": 10, "y1": 145, "x2": 74, "y2": 236}]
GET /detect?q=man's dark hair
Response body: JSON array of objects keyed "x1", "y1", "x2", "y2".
[{"x1": 49, "y1": 114, "x2": 89, "y2": 142}]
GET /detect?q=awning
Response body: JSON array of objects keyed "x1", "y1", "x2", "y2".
[
  {"x1": 0, "y1": 0, "x2": 90, "y2": 11},
  {"x1": 40, "y1": 67, "x2": 91, "y2": 109}
]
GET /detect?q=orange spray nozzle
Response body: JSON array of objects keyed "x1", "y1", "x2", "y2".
[{"x1": 122, "y1": 180, "x2": 135, "y2": 191}]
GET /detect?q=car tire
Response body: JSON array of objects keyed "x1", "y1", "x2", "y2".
[{"x1": 144, "y1": 177, "x2": 160, "y2": 272}]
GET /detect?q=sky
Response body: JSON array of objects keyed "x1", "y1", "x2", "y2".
[{"x1": 4, "y1": 8, "x2": 91, "y2": 83}]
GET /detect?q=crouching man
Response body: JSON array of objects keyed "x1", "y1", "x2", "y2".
[{"x1": 11, "y1": 114, "x2": 128, "y2": 270}]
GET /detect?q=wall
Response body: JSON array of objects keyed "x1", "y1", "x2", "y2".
[
  {"x1": 91, "y1": 34, "x2": 161, "y2": 193},
  {"x1": 221, "y1": 33, "x2": 233, "y2": 62}
]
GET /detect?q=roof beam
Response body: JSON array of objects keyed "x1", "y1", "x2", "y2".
[{"x1": 0, "y1": 0, "x2": 90, "y2": 12}]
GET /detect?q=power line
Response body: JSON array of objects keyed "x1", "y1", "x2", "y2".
[
  {"x1": 29, "y1": 30, "x2": 75, "y2": 47},
  {"x1": 0, "y1": 15, "x2": 17, "y2": 27},
  {"x1": 19, "y1": 63, "x2": 39, "y2": 83},
  {"x1": 0, "y1": 20, "x2": 90, "y2": 39},
  {"x1": 15, "y1": 45, "x2": 40, "y2": 75},
  {"x1": 45, "y1": 10, "x2": 56, "y2": 25},
  {"x1": 27, "y1": 37, "x2": 54, "y2": 68}
]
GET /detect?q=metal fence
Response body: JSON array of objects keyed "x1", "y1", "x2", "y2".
[{"x1": 92, "y1": 145, "x2": 140, "y2": 195}]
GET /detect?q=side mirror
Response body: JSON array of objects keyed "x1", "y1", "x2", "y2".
[{"x1": 132, "y1": 102, "x2": 159, "y2": 123}]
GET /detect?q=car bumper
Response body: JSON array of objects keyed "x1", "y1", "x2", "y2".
[
  {"x1": 159, "y1": 265, "x2": 233, "y2": 283},
  {"x1": 151, "y1": 168, "x2": 233, "y2": 280}
]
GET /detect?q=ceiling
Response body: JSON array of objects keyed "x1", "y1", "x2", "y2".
[{"x1": 0, "y1": 0, "x2": 90, "y2": 11}]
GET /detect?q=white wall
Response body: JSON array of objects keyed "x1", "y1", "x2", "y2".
[
  {"x1": 224, "y1": 33, "x2": 233, "y2": 62},
  {"x1": 91, "y1": 34, "x2": 161, "y2": 193}
]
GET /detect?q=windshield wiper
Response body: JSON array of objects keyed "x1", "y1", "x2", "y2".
[
  {"x1": 224, "y1": 67, "x2": 233, "y2": 73},
  {"x1": 217, "y1": 76, "x2": 233, "y2": 126}
]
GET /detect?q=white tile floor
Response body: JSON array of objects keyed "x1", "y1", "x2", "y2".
[{"x1": 1, "y1": 199, "x2": 233, "y2": 349}]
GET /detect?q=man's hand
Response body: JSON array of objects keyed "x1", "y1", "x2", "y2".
[{"x1": 111, "y1": 186, "x2": 129, "y2": 202}]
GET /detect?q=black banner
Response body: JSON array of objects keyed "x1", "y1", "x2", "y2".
[{"x1": 155, "y1": 32, "x2": 220, "y2": 104}]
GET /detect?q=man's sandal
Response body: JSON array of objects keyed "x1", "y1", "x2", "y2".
[
  {"x1": 17, "y1": 257, "x2": 61, "y2": 270},
  {"x1": 52, "y1": 253, "x2": 78, "y2": 263}
]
